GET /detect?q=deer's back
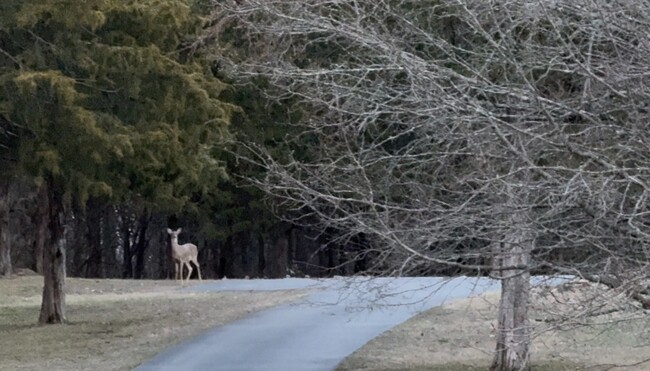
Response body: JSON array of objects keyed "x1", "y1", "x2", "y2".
[{"x1": 172, "y1": 243, "x2": 198, "y2": 260}]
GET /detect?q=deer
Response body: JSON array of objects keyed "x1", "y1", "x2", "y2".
[{"x1": 166, "y1": 228, "x2": 202, "y2": 284}]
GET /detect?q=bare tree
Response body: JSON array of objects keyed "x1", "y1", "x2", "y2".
[
  {"x1": 209, "y1": 1, "x2": 650, "y2": 369},
  {"x1": 0, "y1": 113, "x2": 17, "y2": 278},
  {"x1": 0, "y1": 180, "x2": 11, "y2": 277}
]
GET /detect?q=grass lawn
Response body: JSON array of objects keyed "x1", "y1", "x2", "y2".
[
  {"x1": 0, "y1": 275, "x2": 307, "y2": 371},
  {"x1": 338, "y1": 285, "x2": 650, "y2": 371}
]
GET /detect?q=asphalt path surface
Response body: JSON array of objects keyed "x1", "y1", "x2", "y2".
[{"x1": 135, "y1": 276, "x2": 534, "y2": 371}]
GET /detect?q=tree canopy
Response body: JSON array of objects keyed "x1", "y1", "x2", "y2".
[{"x1": 0, "y1": 0, "x2": 232, "y2": 209}]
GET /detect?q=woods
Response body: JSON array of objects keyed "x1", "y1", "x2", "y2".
[
  {"x1": 0, "y1": 0, "x2": 351, "y2": 323},
  {"x1": 1, "y1": 0, "x2": 650, "y2": 369},
  {"x1": 210, "y1": 0, "x2": 650, "y2": 369}
]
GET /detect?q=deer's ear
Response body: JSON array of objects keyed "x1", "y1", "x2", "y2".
[
  {"x1": 166, "y1": 228, "x2": 173, "y2": 234},
  {"x1": 176, "y1": 228, "x2": 182, "y2": 233}
]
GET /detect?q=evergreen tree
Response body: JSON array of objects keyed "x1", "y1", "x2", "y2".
[{"x1": 0, "y1": 0, "x2": 231, "y2": 323}]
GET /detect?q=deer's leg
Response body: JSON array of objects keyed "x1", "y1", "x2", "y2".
[
  {"x1": 179, "y1": 261, "x2": 186, "y2": 284},
  {"x1": 193, "y1": 259, "x2": 202, "y2": 281},
  {"x1": 175, "y1": 261, "x2": 181, "y2": 281},
  {"x1": 184, "y1": 261, "x2": 193, "y2": 281},
  {"x1": 180, "y1": 262, "x2": 186, "y2": 285}
]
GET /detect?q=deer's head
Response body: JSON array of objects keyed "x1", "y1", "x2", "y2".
[{"x1": 166, "y1": 228, "x2": 182, "y2": 243}]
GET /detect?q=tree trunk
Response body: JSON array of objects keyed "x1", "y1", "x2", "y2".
[
  {"x1": 163, "y1": 232, "x2": 172, "y2": 279},
  {"x1": 121, "y1": 215, "x2": 132, "y2": 278},
  {"x1": 491, "y1": 222, "x2": 531, "y2": 371},
  {"x1": 39, "y1": 177, "x2": 66, "y2": 325},
  {"x1": 134, "y1": 243, "x2": 146, "y2": 279},
  {"x1": 68, "y1": 206, "x2": 86, "y2": 277},
  {"x1": 0, "y1": 181, "x2": 11, "y2": 277},
  {"x1": 85, "y1": 198, "x2": 103, "y2": 278},
  {"x1": 257, "y1": 233, "x2": 265, "y2": 278},
  {"x1": 222, "y1": 234, "x2": 234, "y2": 278},
  {"x1": 0, "y1": 219, "x2": 11, "y2": 278},
  {"x1": 133, "y1": 209, "x2": 150, "y2": 279},
  {"x1": 33, "y1": 185, "x2": 47, "y2": 275}
]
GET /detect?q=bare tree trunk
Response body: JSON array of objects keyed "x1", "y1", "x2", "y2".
[
  {"x1": 222, "y1": 234, "x2": 234, "y2": 278},
  {"x1": 85, "y1": 198, "x2": 103, "y2": 278},
  {"x1": 133, "y1": 209, "x2": 150, "y2": 279},
  {"x1": 0, "y1": 181, "x2": 11, "y2": 277},
  {"x1": 0, "y1": 221, "x2": 11, "y2": 278},
  {"x1": 254, "y1": 233, "x2": 266, "y2": 278},
  {"x1": 39, "y1": 177, "x2": 66, "y2": 324},
  {"x1": 121, "y1": 215, "x2": 132, "y2": 278},
  {"x1": 491, "y1": 215, "x2": 531, "y2": 371},
  {"x1": 33, "y1": 185, "x2": 47, "y2": 275},
  {"x1": 101, "y1": 205, "x2": 119, "y2": 278},
  {"x1": 163, "y1": 233, "x2": 172, "y2": 279}
]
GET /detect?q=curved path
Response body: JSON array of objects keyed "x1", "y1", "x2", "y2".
[{"x1": 136, "y1": 277, "x2": 501, "y2": 371}]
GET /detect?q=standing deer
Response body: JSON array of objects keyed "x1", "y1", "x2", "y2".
[{"x1": 166, "y1": 228, "x2": 202, "y2": 284}]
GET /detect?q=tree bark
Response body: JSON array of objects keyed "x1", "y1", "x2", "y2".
[
  {"x1": 33, "y1": 185, "x2": 47, "y2": 275},
  {"x1": 254, "y1": 233, "x2": 266, "y2": 278},
  {"x1": 121, "y1": 215, "x2": 132, "y2": 278},
  {"x1": 491, "y1": 220, "x2": 531, "y2": 371},
  {"x1": 133, "y1": 209, "x2": 150, "y2": 279},
  {"x1": 39, "y1": 177, "x2": 66, "y2": 325},
  {"x1": 222, "y1": 234, "x2": 234, "y2": 278},
  {"x1": 0, "y1": 181, "x2": 12, "y2": 277},
  {"x1": 85, "y1": 198, "x2": 103, "y2": 278},
  {"x1": 68, "y1": 206, "x2": 86, "y2": 277},
  {"x1": 163, "y1": 232, "x2": 172, "y2": 279}
]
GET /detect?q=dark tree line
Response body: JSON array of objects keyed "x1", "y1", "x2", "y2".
[
  {"x1": 209, "y1": 0, "x2": 650, "y2": 369},
  {"x1": 0, "y1": 0, "x2": 356, "y2": 325},
  {"x1": 7, "y1": 192, "x2": 349, "y2": 281}
]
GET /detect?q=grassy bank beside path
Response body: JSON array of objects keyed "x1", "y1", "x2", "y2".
[
  {"x1": 0, "y1": 275, "x2": 308, "y2": 371},
  {"x1": 338, "y1": 284, "x2": 650, "y2": 371}
]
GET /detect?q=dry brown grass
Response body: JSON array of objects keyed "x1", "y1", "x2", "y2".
[
  {"x1": 338, "y1": 283, "x2": 650, "y2": 371},
  {"x1": 0, "y1": 276, "x2": 308, "y2": 371}
]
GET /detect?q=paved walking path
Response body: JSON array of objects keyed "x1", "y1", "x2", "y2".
[{"x1": 136, "y1": 277, "x2": 501, "y2": 371}]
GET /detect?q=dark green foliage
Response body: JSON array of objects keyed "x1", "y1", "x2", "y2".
[
  {"x1": 0, "y1": 0, "x2": 232, "y2": 210},
  {"x1": 204, "y1": 79, "x2": 300, "y2": 240}
]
